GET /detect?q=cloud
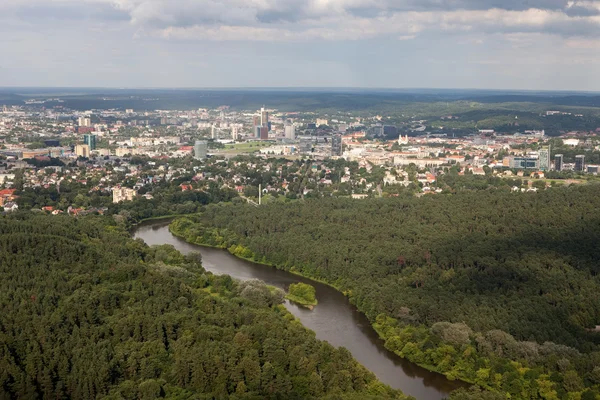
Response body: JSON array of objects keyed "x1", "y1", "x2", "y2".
[{"x1": 1, "y1": 0, "x2": 600, "y2": 41}]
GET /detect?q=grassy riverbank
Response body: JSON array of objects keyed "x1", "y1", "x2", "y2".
[{"x1": 285, "y1": 294, "x2": 317, "y2": 308}]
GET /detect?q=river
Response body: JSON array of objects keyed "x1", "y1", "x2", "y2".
[{"x1": 133, "y1": 219, "x2": 465, "y2": 400}]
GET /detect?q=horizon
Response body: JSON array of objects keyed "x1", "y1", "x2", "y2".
[{"x1": 2, "y1": 86, "x2": 600, "y2": 95}]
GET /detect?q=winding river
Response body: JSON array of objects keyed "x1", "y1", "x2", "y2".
[{"x1": 133, "y1": 219, "x2": 465, "y2": 400}]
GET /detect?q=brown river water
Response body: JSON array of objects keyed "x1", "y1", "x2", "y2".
[{"x1": 133, "y1": 219, "x2": 466, "y2": 400}]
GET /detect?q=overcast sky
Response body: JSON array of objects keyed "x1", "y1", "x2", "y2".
[{"x1": 1, "y1": 0, "x2": 600, "y2": 90}]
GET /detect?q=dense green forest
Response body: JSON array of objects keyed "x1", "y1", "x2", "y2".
[
  {"x1": 0, "y1": 214, "x2": 408, "y2": 400},
  {"x1": 171, "y1": 185, "x2": 600, "y2": 399}
]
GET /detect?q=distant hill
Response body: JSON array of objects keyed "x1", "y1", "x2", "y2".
[{"x1": 1, "y1": 87, "x2": 600, "y2": 111}]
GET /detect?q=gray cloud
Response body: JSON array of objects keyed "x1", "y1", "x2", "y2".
[
  {"x1": 1, "y1": 0, "x2": 600, "y2": 41},
  {"x1": 564, "y1": 3, "x2": 600, "y2": 16}
]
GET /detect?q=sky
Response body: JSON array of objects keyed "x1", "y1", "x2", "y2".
[{"x1": 1, "y1": 0, "x2": 600, "y2": 90}]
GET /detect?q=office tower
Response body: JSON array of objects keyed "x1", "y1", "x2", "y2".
[
  {"x1": 554, "y1": 154, "x2": 563, "y2": 171},
  {"x1": 75, "y1": 144, "x2": 90, "y2": 158},
  {"x1": 575, "y1": 155, "x2": 585, "y2": 172},
  {"x1": 261, "y1": 107, "x2": 269, "y2": 128},
  {"x1": 538, "y1": 147, "x2": 550, "y2": 170},
  {"x1": 83, "y1": 134, "x2": 97, "y2": 150},
  {"x1": 231, "y1": 126, "x2": 239, "y2": 141},
  {"x1": 260, "y1": 126, "x2": 269, "y2": 140},
  {"x1": 211, "y1": 125, "x2": 217, "y2": 139},
  {"x1": 78, "y1": 117, "x2": 91, "y2": 127},
  {"x1": 253, "y1": 115, "x2": 260, "y2": 127},
  {"x1": 285, "y1": 124, "x2": 296, "y2": 140},
  {"x1": 254, "y1": 126, "x2": 261, "y2": 139},
  {"x1": 194, "y1": 140, "x2": 208, "y2": 160},
  {"x1": 331, "y1": 134, "x2": 343, "y2": 156}
]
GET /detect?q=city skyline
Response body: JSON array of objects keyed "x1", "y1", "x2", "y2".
[{"x1": 1, "y1": 1, "x2": 600, "y2": 90}]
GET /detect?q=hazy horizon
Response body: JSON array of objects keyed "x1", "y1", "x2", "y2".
[{"x1": 2, "y1": 86, "x2": 600, "y2": 95}]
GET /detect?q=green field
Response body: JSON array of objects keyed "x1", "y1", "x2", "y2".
[{"x1": 222, "y1": 141, "x2": 273, "y2": 153}]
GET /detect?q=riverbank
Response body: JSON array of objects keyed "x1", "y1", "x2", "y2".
[
  {"x1": 131, "y1": 212, "x2": 203, "y2": 228},
  {"x1": 285, "y1": 294, "x2": 316, "y2": 309},
  {"x1": 168, "y1": 223, "x2": 350, "y2": 293},
  {"x1": 167, "y1": 219, "x2": 469, "y2": 389}
]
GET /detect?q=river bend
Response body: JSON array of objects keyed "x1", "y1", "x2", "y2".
[{"x1": 133, "y1": 219, "x2": 464, "y2": 400}]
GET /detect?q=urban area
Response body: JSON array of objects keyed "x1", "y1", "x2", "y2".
[{"x1": 0, "y1": 102, "x2": 598, "y2": 215}]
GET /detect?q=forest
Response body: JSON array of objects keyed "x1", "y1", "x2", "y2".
[
  {"x1": 0, "y1": 214, "x2": 408, "y2": 400},
  {"x1": 170, "y1": 184, "x2": 600, "y2": 399}
]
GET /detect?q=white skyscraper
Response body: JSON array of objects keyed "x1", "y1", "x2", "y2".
[
  {"x1": 211, "y1": 124, "x2": 217, "y2": 139},
  {"x1": 285, "y1": 124, "x2": 296, "y2": 140},
  {"x1": 232, "y1": 126, "x2": 239, "y2": 141},
  {"x1": 78, "y1": 117, "x2": 91, "y2": 127}
]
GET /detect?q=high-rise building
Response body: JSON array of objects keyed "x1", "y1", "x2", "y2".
[
  {"x1": 538, "y1": 147, "x2": 550, "y2": 171},
  {"x1": 253, "y1": 115, "x2": 260, "y2": 127},
  {"x1": 254, "y1": 126, "x2": 262, "y2": 139},
  {"x1": 284, "y1": 124, "x2": 296, "y2": 140},
  {"x1": 211, "y1": 125, "x2": 217, "y2": 139},
  {"x1": 75, "y1": 144, "x2": 90, "y2": 158},
  {"x1": 194, "y1": 140, "x2": 208, "y2": 160},
  {"x1": 575, "y1": 155, "x2": 585, "y2": 172},
  {"x1": 260, "y1": 126, "x2": 269, "y2": 140},
  {"x1": 554, "y1": 154, "x2": 564, "y2": 171},
  {"x1": 261, "y1": 107, "x2": 269, "y2": 128},
  {"x1": 83, "y1": 134, "x2": 97, "y2": 150},
  {"x1": 331, "y1": 134, "x2": 343, "y2": 156},
  {"x1": 231, "y1": 126, "x2": 239, "y2": 141},
  {"x1": 78, "y1": 117, "x2": 91, "y2": 127}
]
